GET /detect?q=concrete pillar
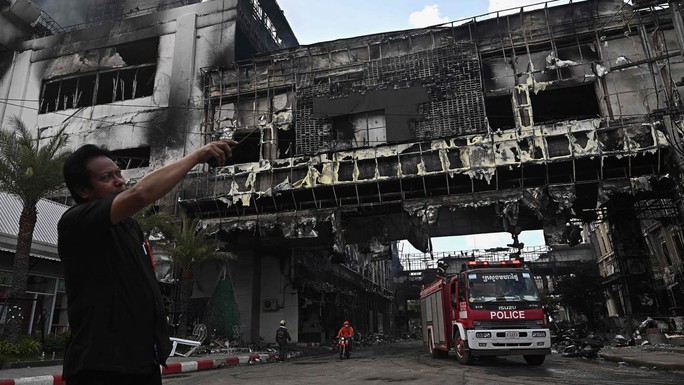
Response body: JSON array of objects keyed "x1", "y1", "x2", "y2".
[
  {"x1": 250, "y1": 250, "x2": 262, "y2": 343},
  {"x1": 166, "y1": 12, "x2": 197, "y2": 151},
  {"x1": 606, "y1": 196, "x2": 656, "y2": 332}
]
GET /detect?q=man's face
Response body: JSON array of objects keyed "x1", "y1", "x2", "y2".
[{"x1": 79, "y1": 155, "x2": 126, "y2": 201}]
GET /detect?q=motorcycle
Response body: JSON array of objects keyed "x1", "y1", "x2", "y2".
[
  {"x1": 561, "y1": 333, "x2": 604, "y2": 359},
  {"x1": 338, "y1": 337, "x2": 351, "y2": 359}
]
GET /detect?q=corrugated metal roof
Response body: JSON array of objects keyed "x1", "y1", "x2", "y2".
[
  {"x1": 0, "y1": 191, "x2": 70, "y2": 248},
  {"x1": 0, "y1": 245, "x2": 60, "y2": 261}
]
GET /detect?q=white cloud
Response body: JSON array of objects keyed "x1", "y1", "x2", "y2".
[
  {"x1": 408, "y1": 4, "x2": 450, "y2": 28},
  {"x1": 488, "y1": 0, "x2": 529, "y2": 13},
  {"x1": 487, "y1": 0, "x2": 582, "y2": 15}
]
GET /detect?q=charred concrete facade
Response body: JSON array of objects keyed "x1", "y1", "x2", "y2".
[
  {"x1": 190, "y1": 0, "x2": 684, "y2": 331},
  {"x1": 0, "y1": 0, "x2": 320, "y2": 343}
]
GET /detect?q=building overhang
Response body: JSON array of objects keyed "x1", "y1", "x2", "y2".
[
  {"x1": 187, "y1": 116, "x2": 669, "y2": 251},
  {"x1": 181, "y1": 117, "x2": 668, "y2": 218}
]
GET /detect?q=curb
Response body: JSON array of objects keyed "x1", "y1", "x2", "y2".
[
  {"x1": 599, "y1": 352, "x2": 684, "y2": 371},
  {"x1": 0, "y1": 351, "x2": 298, "y2": 385},
  {"x1": 0, "y1": 375, "x2": 65, "y2": 385},
  {"x1": 162, "y1": 352, "x2": 277, "y2": 375}
]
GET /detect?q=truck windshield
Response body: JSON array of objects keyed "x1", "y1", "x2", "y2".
[{"x1": 467, "y1": 271, "x2": 540, "y2": 302}]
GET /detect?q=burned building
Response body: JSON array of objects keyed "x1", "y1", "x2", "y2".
[
  {"x1": 2, "y1": 0, "x2": 684, "y2": 341},
  {"x1": 191, "y1": 0, "x2": 684, "y2": 332}
]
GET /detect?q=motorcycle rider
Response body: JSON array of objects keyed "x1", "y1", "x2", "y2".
[
  {"x1": 337, "y1": 321, "x2": 355, "y2": 353},
  {"x1": 275, "y1": 320, "x2": 292, "y2": 361}
]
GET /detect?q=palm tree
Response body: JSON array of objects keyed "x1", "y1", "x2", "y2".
[
  {"x1": 134, "y1": 207, "x2": 175, "y2": 239},
  {"x1": 157, "y1": 216, "x2": 235, "y2": 337},
  {"x1": 0, "y1": 116, "x2": 70, "y2": 342}
]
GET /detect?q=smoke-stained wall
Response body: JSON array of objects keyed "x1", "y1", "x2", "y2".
[{"x1": 1, "y1": 0, "x2": 238, "y2": 175}]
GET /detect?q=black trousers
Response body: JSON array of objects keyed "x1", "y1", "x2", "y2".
[
  {"x1": 278, "y1": 342, "x2": 288, "y2": 360},
  {"x1": 66, "y1": 367, "x2": 161, "y2": 385}
]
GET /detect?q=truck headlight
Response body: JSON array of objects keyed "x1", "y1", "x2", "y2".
[
  {"x1": 475, "y1": 332, "x2": 492, "y2": 338},
  {"x1": 532, "y1": 331, "x2": 547, "y2": 338}
]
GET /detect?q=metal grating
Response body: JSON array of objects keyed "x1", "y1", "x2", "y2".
[{"x1": 294, "y1": 42, "x2": 487, "y2": 154}]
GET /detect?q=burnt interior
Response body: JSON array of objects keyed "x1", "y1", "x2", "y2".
[
  {"x1": 226, "y1": 131, "x2": 261, "y2": 165},
  {"x1": 40, "y1": 38, "x2": 159, "y2": 114},
  {"x1": 530, "y1": 83, "x2": 601, "y2": 124},
  {"x1": 110, "y1": 146, "x2": 150, "y2": 169}
]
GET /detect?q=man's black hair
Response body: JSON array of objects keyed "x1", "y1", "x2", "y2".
[{"x1": 63, "y1": 144, "x2": 113, "y2": 204}]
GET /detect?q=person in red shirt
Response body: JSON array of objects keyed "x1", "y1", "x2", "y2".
[{"x1": 337, "y1": 321, "x2": 355, "y2": 351}]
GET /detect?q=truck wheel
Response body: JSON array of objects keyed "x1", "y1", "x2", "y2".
[
  {"x1": 454, "y1": 331, "x2": 473, "y2": 365},
  {"x1": 523, "y1": 354, "x2": 545, "y2": 365}
]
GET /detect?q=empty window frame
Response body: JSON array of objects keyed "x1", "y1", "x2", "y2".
[
  {"x1": 110, "y1": 146, "x2": 150, "y2": 170},
  {"x1": 661, "y1": 240, "x2": 673, "y2": 266},
  {"x1": 529, "y1": 83, "x2": 600, "y2": 124},
  {"x1": 225, "y1": 131, "x2": 261, "y2": 165},
  {"x1": 332, "y1": 110, "x2": 386, "y2": 149},
  {"x1": 40, "y1": 64, "x2": 156, "y2": 114},
  {"x1": 277, "y1": 127, "x2": 295, "y2": 159},
  {"x1": 673, "y1": 230, "x2": 684, "y2": 261},
  {"x1": 485, "y1": 95, "x2": 515, "y2": 130}
]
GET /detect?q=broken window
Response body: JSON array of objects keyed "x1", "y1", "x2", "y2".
[
  {"x1": 40, "y1": 38, "x2": 158, "y2": 114},
  {"x1": 226, "y1": 131, "x2": 260, "y2": 165},
  {"x1": 115, "y1": 37, "x2": 159, "y2": 65},
  {"x1": 673, "y1": 231, "x2": 684, "y2": 261},
  {"x1": 109, "y1": 146, "x2": 150, "y2": 169},
  {"x1": 661, "y1": 241, "x2": 673, "y2": 266},
  {"x1": 277, "y1": 127, "x2": 295, "y2": 158},
  {"x1": 96, "y1": 71, "x2": 119, "y2": 105},
  {"x1": 530, "y1": 83, "x2": 600, "y2": 124},
  {"x1": 40, "y1": 75, "x2": 97, "y2": 113},
  {"x1": 332, "y1": 110, "x2": 387, "y2": 149},
  {"x1": 40, "y1": 64, "x2": 156, "y2": 114},
  {"x1": 485, "y1": 95, "x2": 515, "y2": 130}
]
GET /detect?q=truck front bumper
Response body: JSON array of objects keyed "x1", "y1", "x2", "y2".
[{"x1": 466, "y1": 328, "x2": 551, "y2": 355}]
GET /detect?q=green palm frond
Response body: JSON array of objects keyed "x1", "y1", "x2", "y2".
[
  {"x1": 157, "y1": 217, "x2": 233, "y2": 270},
  {"x1": 0, "y1": 116, "x2": 70, "y2": 203},
  {"x1": 134, "y1": 209, "x2": 175, "y2": 239},
  {"x1": 0, "y1": 116, "x2": 70, "y2": 342}
]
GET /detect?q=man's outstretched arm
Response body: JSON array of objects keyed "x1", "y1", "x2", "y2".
[{"x1": 110, "y1": 140, "x2": 237, "y2": 224}]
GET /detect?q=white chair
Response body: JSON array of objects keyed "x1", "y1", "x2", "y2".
[{"x1": 169, "y1": 323, "x2": 207, "y2": 357}]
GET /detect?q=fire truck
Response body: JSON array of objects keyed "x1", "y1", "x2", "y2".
[{"x1": 419, "y1": 259, "x2": 551, "y2": 365}]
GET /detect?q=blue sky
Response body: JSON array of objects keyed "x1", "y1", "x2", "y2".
[
  {"x1": 277, "y1": 0, "x2": 558, "y2": 252},
  {"x1": 277, "y1": 0, "x2": 581, "y2": 45},
  {"x1": 400, "y1": 232, "x2": 546, "y2": 254},
  {"x1": 32, "y1": 1, "x2": 583, "y2": 41}
]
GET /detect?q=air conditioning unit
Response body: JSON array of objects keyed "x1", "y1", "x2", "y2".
[{"x1": 263, "y1": 298, "x2": 278, "y2": 311}]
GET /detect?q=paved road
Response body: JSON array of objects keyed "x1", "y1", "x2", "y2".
[{"x1": 164, "y1": 340, "x2": 684, "y2": 385}]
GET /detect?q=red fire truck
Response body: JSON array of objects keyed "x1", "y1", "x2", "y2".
[{"x1": 419, "y1": 259, "x2": 550, "y2": 365}]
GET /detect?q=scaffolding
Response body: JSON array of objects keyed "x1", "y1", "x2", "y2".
[{"x1": 399, "y1": 245, "x2": 552, "y2": 272}]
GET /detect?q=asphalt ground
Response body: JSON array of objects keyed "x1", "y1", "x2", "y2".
[
  {"x1": 0, "y1": 342, "x2": 682, "y2": 385},
  {"x1": 0, "y1": 343, "x2": 322, "y2": 385}
]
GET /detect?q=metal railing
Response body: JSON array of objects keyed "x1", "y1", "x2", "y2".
[
  {"x1": 399, "y1": 245, "x2": 552, "y2": 272},
  {"x1": 31, "y1": 0, "x2": 203, "y2": 39}
]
